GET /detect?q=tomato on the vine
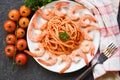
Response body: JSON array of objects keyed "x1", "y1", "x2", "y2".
[
  {"x1": 4, "y1": 45, "x2": 15, "y2": 57},
  {"x1": 5, "y1": 34, "x2": 16, "y2": 44},
  {"x1": 19, "y1": 17, "x2": 29, "y2": 28},
  {"x1": 20, "y1": 5, "x2": 31, "y2": 17},
  {"x1": 15, "y1": 28, "x2": 25, "y2": 38},
  {"x1": 8, "y1": 9, "x2": 20, "y2": 21},
  {"x1": 4, "y1": 20, "x2": 16, "y2": 32},
  {"x1": 15, "y1": 53, "x2": 27, "y2": 66},
  {"x1": 16, "y1": 39, "x2": 27, "y2": 51}
]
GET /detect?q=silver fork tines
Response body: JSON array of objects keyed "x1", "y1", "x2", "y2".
[
  {"x1": 103, "y1": 43, "x2": 117, "y2": 58},
  {"x1": 75, "y1": 43, "x2": 118, "y2": 80}
]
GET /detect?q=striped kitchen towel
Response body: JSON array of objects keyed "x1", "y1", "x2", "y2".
[{"x1": 75, "y1": 0, "x2": 120, "y2": 79}]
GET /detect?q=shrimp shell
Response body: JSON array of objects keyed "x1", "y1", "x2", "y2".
[
  {"x1": 69, "y1": 5, "x2": 86, "y2": 21},
  {"x1": 79, "y1": 14, "x2": 97, "y2": 27},
  {"x1": 59, "y1": 55, "x2": 72, "y2": 74},
  {"x1": 37, "y1": 52, "x2": 57, "y2": 66}
]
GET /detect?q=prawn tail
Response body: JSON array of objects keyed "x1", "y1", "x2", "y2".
[
  {"x1": 37, "y1": 58, "x2": 53, "y2": 66},
  {"x1": 80, "y1": 51, "x2": 89, "y2": 66},
  {"x1": 24, "y1": 50, "x2": 41, "y2": 57},
  {"x1": 59, "y1": 57, "x2": 72, "y2": 74}
]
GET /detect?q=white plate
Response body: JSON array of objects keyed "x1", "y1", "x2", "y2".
[{"x1": 27, "y1": 0, "x2": 100, "y2": 73}]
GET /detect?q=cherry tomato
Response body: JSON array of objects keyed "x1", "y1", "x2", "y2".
[
  {"x1": 8, "y1": 9, "x2": 20, "y2": 21},
  {"x1": 16, "y1": 39, "x2": 27, "y2": 51},
  {"x1": 5, "y1": 34, "x2": 16, "y2": 44},
  {"x1": 15, "y1": 53, "x2": 27, "y2": 66},
  {"x1": 4, "y1": 20, "x2": 16, "y2": 32},
  {"x1": 15, "y1": 28, "x2": 25, "y2": 38},
  {"x1": 20, "y1": 5, "x2": 31, "y2": 17},
  {"x1": 4, "y1": 45, "x2": 15, "y2": 57},
  {"x1": 19, "y1": 17, "x2": 29, "y2": 28}
]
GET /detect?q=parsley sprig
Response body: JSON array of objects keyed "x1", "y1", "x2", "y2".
[
  {"x1": 59, "y1": 32, "x2": 70, "y2": 41},
  {"x1": 24, "y1": 0, "x2": 54, "y2": 11}
]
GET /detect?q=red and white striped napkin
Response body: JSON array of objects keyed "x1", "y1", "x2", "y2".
[{"x1": 75, "y1": 0, "x2": 120, "y2": 79}]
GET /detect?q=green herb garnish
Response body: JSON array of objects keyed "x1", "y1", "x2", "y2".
[
  {"x1": 24, "y1": 0, "x2": 54, "y2": 11},
  {"x1": 59, "y1": 32, "x2": 70, "y2": 41}
]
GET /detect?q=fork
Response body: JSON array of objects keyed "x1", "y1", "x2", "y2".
[{"x1": 76, "y1": 43, "x2": 118, "y2": 80}]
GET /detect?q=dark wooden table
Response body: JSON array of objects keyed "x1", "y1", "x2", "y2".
[{"x1": 0, "y1": 0, "x2": 119, "y2": 80}]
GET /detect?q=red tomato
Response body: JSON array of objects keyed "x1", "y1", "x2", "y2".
[
  {"x1": 8, "y1": 9, "x2": 20, "y2": 21},
  {"x1": 4, "y1": 20, "x2": 16, "y2": 32},
  {"x1": 16, "y1": 39, "x2": 27, "y2": 51},
  {"x1": 15, "y1": 28, "x2": 25, "y2": 38},
  {"x1": 4, "y1": 45, "x2": 15, "y2": 57},
  {"x1": 19, "y1": 5, "x2": 31, "y2": 17},
  {"x1": 19, "y1": 17, "x2": 29, "y2": 28},
  {"x1": 15, "y1": 53, "x2": 27, "y2": 66},
  {"x1": 5, "y1": 34, "x2": 16, "y2": 44}
]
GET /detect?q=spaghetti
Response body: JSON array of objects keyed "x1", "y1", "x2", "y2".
[{"x1": 40, "y1": 16, "x2": 84, "y2": 55}]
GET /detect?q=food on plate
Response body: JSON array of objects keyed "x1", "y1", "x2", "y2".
[
  {"x1": 57, "y1": 54, "x2": 72, "y2": 74},
  {"x1": 38, "y1": 16, "x2": 84, "y2": 55},
  {"x1": 37, "y1": 7, "x2": 55, "y2": 21},
  {"x1": 69, "y1": 5, "x2": 86, "y2": 20},
  {"x1": 8, "y1": 9, "x2": 20, "y2": 21},
  {"x1": 19, "y1": 17, "x2": 30, "y2": 28},
  {"x1": 4, "y1": 45, "x2": 15, "y2": 57},
  {"x1": 16, "y1": 39, "x2": 27, "y2": 51},
  {"x1": 37, "y1": 2, "x2": 70, "y2": 21},
  {"x1": 4, "y1": 20, "x2": 16, "y2": 32},
  {"x1": 24, "y1": 43, "x2": 46, "y2": 57},
  {"x1": 37, "y1": 52, "x2": 57, "y2": 66},
  {"x1": 84, "y1": 25, "x2": 101, "y2": 41},
  {"x1": 71, "y1": 49, "x2": 89, "y2": 66},
  {"x1": 27, "y1": 1, "x2": 101, "y2": 73},
  {"x1": 15, "y1": 28, "x2": 25, "y2": 38},
  {"x1": 15, "y1": 53, "x2": 27, "y2": 66},
  {"x1": 54, "y1": 2, "x2": 69, "y2": 17},
  {"x1": 24, "y1": 49, "x2": 45, "y2": 57},
  {"x1": 80, "y1": 41, "x2": 95, "y2": 56},
  {"x1": 5, "y1": 34, "x2": 16, "y2": 45},
  {"x1": 19, "y1": 5, "x2": 31, "y2": 17},
  {"x1": 79, "y1": 14, "x2": 97, "y2": 27}
]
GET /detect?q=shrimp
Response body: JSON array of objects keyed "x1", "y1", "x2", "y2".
[
  {"x1": 70, "y1": 50, "x2": 82, "y2": 63},
  {"x1": 69, "y1": 5, "x2": 86, "y2": 21},
  {"x1": 84, "y1": 25, "x2": 101, "y2": 32},
  {"x1": 24, "y1": 49, "x2": 45, "y2": 57},
  {"x1": 28, "y1": 23, "x2": 46, "y2": 42},
  {"x1": 37, "y1": 7, "x2": 54, "y2": 21},
  {"x1": 32, "y1": 11, "x2": 47, "y2": 30},
  {"x1": 80, "y1": 41, "x2": 95, "y2": 56},
  {"x1": 84, "y1": 26, "x2": 101, "y2": 41},
  {"x1": 84, "y1": 32, "x2": 93, "y2": 41},
  {"x1": 33, "y1": 43, "x2": 46, "y2": 57},
  {"x1": 37, "y1": 52, "x2": 57, "y2": 66},
  {"x1": 79, "y1": 14, "x2": 97, "y2": 27},
  {"x1": 34, "y1": 22, "x2": 48, "y2": 31},
  {"x1": 78, "y1": 50, "x2": 89, "y2": 66},
  {"x1": 32, "y1": 11, "x2": 40, "y2": 30},
  {"x1": 70, "y1": 49, "x2": 89, "y2": 65},
  {"x1": 39, "y1": 22, "x2": 48, "y2": 31},
  {"x1": 54, "y1": 2, "x2": 69, "y2": 17},
  {"x1": 58, "y1": 54, "x2": 72, "y2": 74}
]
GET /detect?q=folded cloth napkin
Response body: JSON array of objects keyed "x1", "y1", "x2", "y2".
[{"x1": 75, "y1": 0, "x2": 120, "y2": 79}]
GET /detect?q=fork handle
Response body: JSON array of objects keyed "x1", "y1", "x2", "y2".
[{"x1": 76, "y1": 65, "x2": 94, "y2": 80}]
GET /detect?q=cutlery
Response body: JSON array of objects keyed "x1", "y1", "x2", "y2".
[{"x1": 76, "y1": 43, "x2": 118, "y2": 80}]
